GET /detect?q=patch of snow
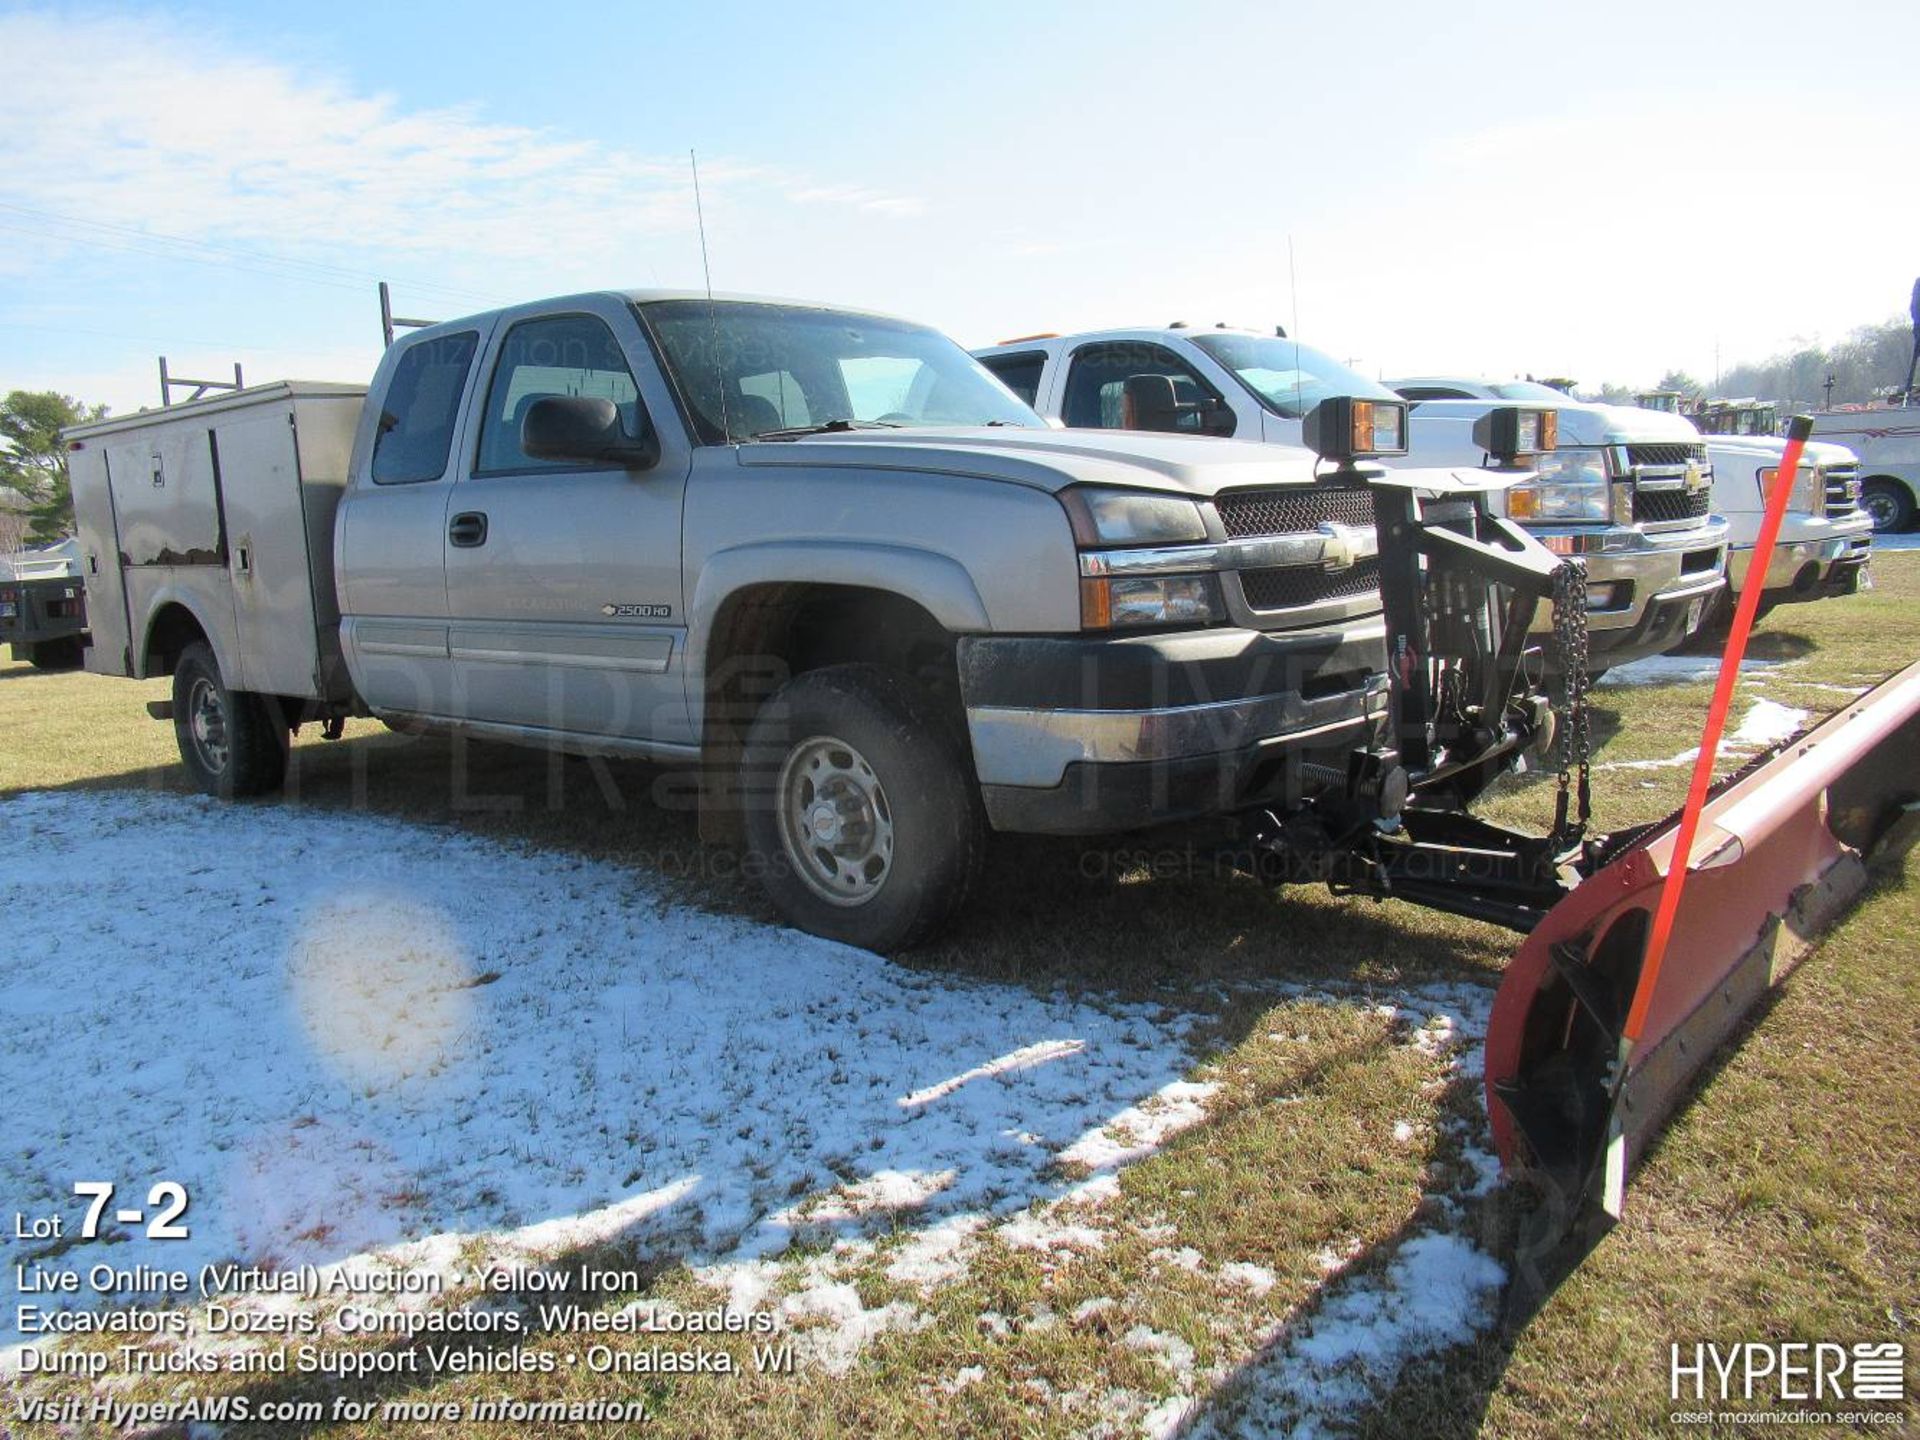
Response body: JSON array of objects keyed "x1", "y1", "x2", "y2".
[
  {"x1": 1058, "y1": 1080, "x2": 1221, "y2": 1172},
  {"x1": 1153, "y1": 1245, "x2": 1205, "y2": 1273},
  {"x1": 1219, "y1": 1262, "x2": 1276, "y2": 1297},
  {"x1": 1730, "y1": 698, "x2": 1808, "y2": 747},
  {"x1": 1598, "y1": 654, "x2": 1779, "y2": 687},
  {"x1": 1391, "y1": 1120, "x2": 1417, "y2": 1145},
  {"x1": 1123, "y1": 1324, "x2": 1198, "y2": 1379},
  {"x1": 998, "y1": 1212, "x2": 1107, "y2": 1253},
  {"x1": 940, "y1": 1364, "x2": 986, "y2": 1393},
  {"x1": 882, "y1": 1213, "x2": 987, "y2": 1289},
  {"x1": 1072, "y1": 1296, "x2": 1118, "y2": 1324},
  {"x1": 1194, "y1": 1231, "x2": 1505, "y2": 1438},
  {"x1": 0, "y1": 790, "x2": 1207, "y2": 1345},
  {"x1": 1872, "y1": 531, "x2": 1920, "y2": 551},
  {"x1": 1141, "y1": 1392, "x2": 1197, "y2": 1438}
]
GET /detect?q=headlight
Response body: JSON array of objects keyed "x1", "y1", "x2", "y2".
[
  {"x1": 1061, "y1": 487, "x2": 1208, "y2": 546},
  {"x1": 1506, "y1": 450, "x2": 1611, "y2": 522},
  {"x1": 1758, "y1": 465, "x2": 1823, "y2": 516},
  {"x1": 1080, "y1": 574, "x2": 1223, "y2": 629}
]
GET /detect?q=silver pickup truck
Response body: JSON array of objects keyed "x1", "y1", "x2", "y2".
[{"x1": 68, "y1": 291, "x2": 1431, "y2": 951}]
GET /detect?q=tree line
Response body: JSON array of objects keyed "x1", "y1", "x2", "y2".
[{"x1": 1585, "y1": 313, "x2": 1917, "y2": 410}]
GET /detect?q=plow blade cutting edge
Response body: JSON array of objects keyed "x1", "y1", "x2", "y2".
[{"x1": 1484, "y1": 656, "x2": 1920, "y2": 1237}]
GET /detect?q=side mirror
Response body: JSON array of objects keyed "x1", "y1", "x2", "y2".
[
  {"x1": 521, "y1": 395, "x2": 659, "y2": 469},
  {"x1": 1121, "y1": 374, "x2": 1183, "y2": 433}
]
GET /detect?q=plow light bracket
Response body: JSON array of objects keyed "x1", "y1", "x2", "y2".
[
  {"x1": 1304, "y1": 396, "x2": 1411, "y2": 463},
  {"x1": 1473, "y1": 405, "x2": 1559, "y2": 469}
]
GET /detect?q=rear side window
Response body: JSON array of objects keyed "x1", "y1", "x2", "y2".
[
  {"x1": 476, "y1": 313, "x2": 646, "y2": 474},
  {"x1": 371, "y1": 331, "x2": 478, "y2": 484},
  {"x1": 979, "y1": 351, "x2": 1046, "y2": 406}
]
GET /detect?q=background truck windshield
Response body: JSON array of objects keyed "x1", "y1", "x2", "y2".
[
  {"x1": 1190, "y1": 334, "x2": 1398, "y2": 419},
  {"x1": 642, "y1": 300, "x2": 1043, "y2": 442}
]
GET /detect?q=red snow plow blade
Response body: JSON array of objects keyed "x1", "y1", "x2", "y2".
[{"x1": 1485, "y1": 657, "x2": 1920, "y2": 1225}]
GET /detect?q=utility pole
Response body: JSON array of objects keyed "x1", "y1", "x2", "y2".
[{"x1": 1822, "y1": 373, "x2": 1836, "y2": 410}]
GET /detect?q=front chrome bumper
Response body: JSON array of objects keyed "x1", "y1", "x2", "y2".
[
  {"x1": 1728, "y1": 513, "x2": 1874, "y2": 594},
  {"x1": 1521, "y1": 517, "x2": 1730, "y2": 634}
]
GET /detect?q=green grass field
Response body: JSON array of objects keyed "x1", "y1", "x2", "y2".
[{"x1": 2, "y1": 556, "x2": 1914, "y2": 1438}]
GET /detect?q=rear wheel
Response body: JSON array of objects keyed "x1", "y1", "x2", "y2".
[
  {"x1": 172, "y1": 641, "x2": 288, "y2": 798},
  {"x1": 1861, "y1": 478, "x2": 1915, "y2": 533},
  {"x1": 742, "y1": 664, "x2": 983, "y2": 952}
]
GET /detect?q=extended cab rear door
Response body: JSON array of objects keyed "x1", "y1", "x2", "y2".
[{"x1": 443, "y1": 298, "x2": 694, "y2": 745}]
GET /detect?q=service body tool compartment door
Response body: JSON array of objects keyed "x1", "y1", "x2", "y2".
[
  {"x1": 104, "y1": 421, "x2": 241, "y2": 681},
  {"x1": 444, "y1": 303, "x2": 693, "y2": 743},
  {"x1": 335, "y1": 328, "x2": 486, "y2": 720},
  {"x1": 217, "y1": 390, "x2": 363, "y2": 700},
  {"x1": 69, "y1": 443, "x2": 132, "y2": 676}
]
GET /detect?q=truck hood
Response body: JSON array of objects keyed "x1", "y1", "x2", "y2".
[
  {"x1": 730, "y1": 425, "x2": 1330, "y2": 497},
  {"x1": 1704, "y1": 434, "x2": 1858, "y2": 468},
  {"x1": 1407, "y1": 398, "x2": 1702, "y2": 448}
]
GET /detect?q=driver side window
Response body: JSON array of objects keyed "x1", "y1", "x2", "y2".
[
  {"x1": 1061, "y1": 342, "x2": 1232, "y2": 435},
  {"x1": 476, "y1": 314, "x2": 647, "y2": 474}
]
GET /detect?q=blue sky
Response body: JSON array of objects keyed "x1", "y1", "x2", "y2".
[{"x1": 3, "y1": 0, "x2": 1916, "y2": 414}]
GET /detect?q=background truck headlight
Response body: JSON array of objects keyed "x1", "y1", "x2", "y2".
[
  {"x1": 1062, "y1": 487, "x2": 1208, "y2": 546},
  {"x1": 1759, "y1": 464, "x2": 1823, "y2": 516},
  {"x1": 1506, "y1": 450, "x2": 1611, "y2": 522}
]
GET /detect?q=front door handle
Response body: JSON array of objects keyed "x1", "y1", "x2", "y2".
[{"x1": 449, "y1": 512, "x2": 489, "y2": 548}]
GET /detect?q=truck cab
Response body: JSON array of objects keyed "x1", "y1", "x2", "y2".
[{"x1": 972, "y1": 330, "x2": 1729, "y2": 668}]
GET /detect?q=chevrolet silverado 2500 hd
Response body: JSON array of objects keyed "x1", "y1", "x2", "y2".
[
  {"x1": 68, "y1": 291, "x2": 1447, "y2": 951},
  {"x1": 1671, "y1": 399, "x2": 1873, "y2": 612},
  {"x1": 971, "y1": 331, "x2": 1728, "y2": 667}
]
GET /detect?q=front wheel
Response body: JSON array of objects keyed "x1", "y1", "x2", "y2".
[
  {"x1": 741, "y1": 664, "x2": 984, "y2": 952},
  {"x1": 172, "y1": 641, "x2": 288, "y2": 798},
  {"x1": 1861, "y1": 479, "x2": 1915, "y2": 533}
]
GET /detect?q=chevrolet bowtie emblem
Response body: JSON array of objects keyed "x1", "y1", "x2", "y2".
[{"x1": 1317, "y1": 521, "x2": 1375, "y2": 572}]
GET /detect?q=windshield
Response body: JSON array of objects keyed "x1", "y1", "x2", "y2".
[
  {"x1": 640, "y1": 300, "x2": 1043, "y2": 443},
  {"x1": 1188, "y1": 334, "x2": 1396, "y2": 419}
]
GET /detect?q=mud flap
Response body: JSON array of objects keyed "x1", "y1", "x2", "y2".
[{"x1": 1485, "y1": 657, "x2": 1920, "y2": 1290}]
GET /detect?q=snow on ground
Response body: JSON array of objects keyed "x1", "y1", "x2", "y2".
[
  {"x1": 1729, "y1": 698, "x2": 1808, "y2": 746},
  {"x1": 1597, "y1": 654, "x2": 1779, "y2": 687},
  {"x1": 1, "y1": 791, "x2": 1518, "y2": 1432},
  {"x1": 0, "y1": 789, "x2": 1207, "y2": 1346},
  {"x1": 1872, "y1": 530, "x2": 1920, "y2": 551}
]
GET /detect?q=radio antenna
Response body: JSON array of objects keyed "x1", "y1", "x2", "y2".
[
  {"x1": 691, "y1": 149, "x2": 732, "y2": 443},
  {"x1": 1288, "y1": 235, "x2": 1305, "y2": 420}
]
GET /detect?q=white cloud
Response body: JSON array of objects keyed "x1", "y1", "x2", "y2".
[{"x1": 0, "y1": 10, "x2": 923, "y2": 303}]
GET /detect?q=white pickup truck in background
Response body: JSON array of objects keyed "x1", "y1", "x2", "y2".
[
  {"x1": 974, "y1": 329, "x2": 1729, "y2": 669},
  {"x1": 1677, "y1": 398, "x2": 1874, "y2": 615}
]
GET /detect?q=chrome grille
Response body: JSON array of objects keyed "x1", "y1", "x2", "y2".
[
  {"x1": 1216, "y1": 483, "x2": 1374, "y2": 538},
  {"x1": 1241, "y1": 557, "x2": 1380, "y2": 611},
  {"x1": 1633, "y1": 489, "x2": 1712, "y2": 524},
  {"x1": 1626, "y1": 442, "x2": 1707, "y2": 468},
  {"x1": 1824, "y1": 464, "x2": 1861, "y2": 519}
]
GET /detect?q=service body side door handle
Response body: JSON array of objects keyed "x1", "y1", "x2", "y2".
[{"x1": 449, "y1": 512, "x2": 489, "y2": 548}]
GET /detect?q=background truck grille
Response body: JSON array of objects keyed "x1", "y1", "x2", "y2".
[
  {"x1": 1633, "y1": 488, "x2": 1713, "y2": 524},
  {"x1": 1626, "y1": 442, "x2": 1707, "y2": 468},
  {"x1": 1825, "y1": 465, "x2": 1861, "y2": 519},
  {"x1": 1216, "y1": 483, "x2": 1375, "y2": 538},
  {"x1": 1241, "y1": 557, "x2": 1381, "y2": 610}
]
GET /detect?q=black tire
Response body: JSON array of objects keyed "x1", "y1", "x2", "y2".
[
  {"x1": 1861, "y1": 479, "x2": 1915, "y2": 533},
  {"x1": 26, "y1": 636, "x2": 84, "y2": 671},
  {"x1": 172, "y1": 641, "x2": 288, "y2": 798},
  {"x1": 741, "y1": 663, "x2": 984, "y2": 953}
]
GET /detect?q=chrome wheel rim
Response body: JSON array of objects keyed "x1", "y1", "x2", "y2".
[
  {"x1": 187, "y1": 676, "x2": 230, "y2": 774},
  {"x1": 1862, "y1": 490, "x2": 1898, "y2": 531},
  {"x1": 777, "y1": 734, "x2": 895, "y2": 907}
]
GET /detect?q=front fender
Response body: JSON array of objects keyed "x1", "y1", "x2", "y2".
[{"x1": 686, "y1": 540, "x2": 994, "y2": 689}]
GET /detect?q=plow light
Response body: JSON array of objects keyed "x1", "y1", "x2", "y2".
[
  {"x1": 1473, "y1": 405, "x2": 1559, "y2": 467},
  {"x1": 1304, "y1": 396, "x2": 1410, "y2": 463}
]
